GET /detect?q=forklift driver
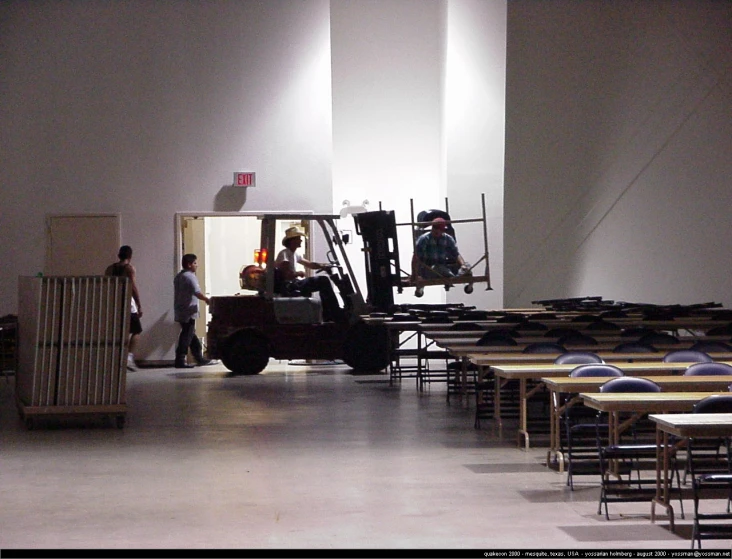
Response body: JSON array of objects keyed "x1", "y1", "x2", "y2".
[{"x1": 275, "y1": 227, "x2": 345, "y2": 323}]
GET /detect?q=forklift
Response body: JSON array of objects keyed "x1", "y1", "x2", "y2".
[{"x1": 206, "y1": 213, "x2": 390, "y2": 375}]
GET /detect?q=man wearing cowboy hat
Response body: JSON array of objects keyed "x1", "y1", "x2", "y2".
[
  {"x1": 275, "y1": 226, "x2": 345, "y2": 322},
  {"x1": 411, "y1": 217, "x2": 469, "y2": 281}
]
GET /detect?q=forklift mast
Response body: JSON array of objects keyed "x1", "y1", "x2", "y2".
[{"x1": 353, "y1": 210, "x2": 401, "y2": 313}]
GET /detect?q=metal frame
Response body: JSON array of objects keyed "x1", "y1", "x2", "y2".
[{"x1": 397, "y1": 193, "x2": 492, "y2": 294}]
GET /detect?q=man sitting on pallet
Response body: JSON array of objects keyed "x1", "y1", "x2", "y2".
[{"x1": 411, "y1": 217, "x2": 470, "y2": 282}]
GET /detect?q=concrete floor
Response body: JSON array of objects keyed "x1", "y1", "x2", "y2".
[{"x1": 1, "y1": 361, "x2": 730, "y2": 552}]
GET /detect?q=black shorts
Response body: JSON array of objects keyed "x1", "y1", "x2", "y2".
[{"x1": 130, "y1": 313, "x2": 143, "y2": 335}]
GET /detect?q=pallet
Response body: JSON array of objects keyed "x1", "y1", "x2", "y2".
[{"x1": 16, "y1": 396, "x2": 127, "y2": 429}]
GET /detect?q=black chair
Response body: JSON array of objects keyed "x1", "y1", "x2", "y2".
[
  {"x1": 474, "y1": 375, "x2": 497, "y2": 429},
  {"x1": 620, "y1": 326, "x2": 658, "y2": 338},
  {"x1": 422, "y1": 314, "x2": 451, "y2": 324},
  {"x1": 612, "y1": 342, "x2": 658, "y2": 353},
  {"x1": 526, "y1": 312, "x2": 557, "y2": 321},
  {"x1": 522, "y1": 342, "x2": 566, "y2": 354},
  {"x1": 687, "y1": 395, "x2": 732, "y2": 548},
  {"x1": 476, "y1": 331, "x2": 518, "y2": 346},
  {"x1": 573, "y1": 363, "x2": 624, "y2": 377},
  {"x1": 585, "y1": 320, "x2": 621, "y2": 332},
  {"x1": 390, "y1": 313, "x2": 418, "y2": 322},
  {"x1": 596, "y1": 377, "x2": 684, "y2": 519},
  {"x1": 600, "y1": 310, "x2": 629, "y2": 319},
  {"x1": 449, "y1": 322, "x2": 484, "y2": 331},
  {"x1": 458, "y1": 310, "x2": 490, "y2": 321},
  {"x1": 600, "y1": 376, "x2": 660, "y2": 393},
  {"x1": 497, "y1": 313, "x2": 526, "y2": 323},
  {"x1": 690, "y1": 341, "x2": 732, "y2": 353},
  {"x1": 570, "y1": 314, "x2": 602, "y2": 323},
  {"x1": 554, "y1": 351, "x2": 603, "y2": 365},
  {"x1": 514, "y1": 321, "x2": 548, "y2": 332},
  {"x1": 558, "y1": 333, "x2": 598, "y2": 347},
  {"x1": 560, "y1": 364, "x2": 623, "y2": 490},
  {"x1": 706, "y1": 324, "x2": 732, "y2": 336},
  {"x1": 639, "y1": 332, "x2": 680, "y2": 346},
  {"x1": 544, "y1": 327, "x2": 583, "y2": 339},
  {"x1": 663, "y1": 349, "x2": 713, "y2": 364},
  {"x1": 685, "y1": 362, "x2": 732, "y2": 376}
]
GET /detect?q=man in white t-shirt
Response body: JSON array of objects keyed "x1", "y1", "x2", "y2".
[{"x1": 275, "y1": 227, "x2": 344, "y2": 322}]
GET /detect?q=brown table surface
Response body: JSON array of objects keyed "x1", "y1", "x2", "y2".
[{"x1": 650, "y1": 413, "x2": 732, "y2": 531}]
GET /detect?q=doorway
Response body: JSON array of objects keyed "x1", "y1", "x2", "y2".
[{"x1": 175, "y1": 212, "x2": 313, "y2": 351}]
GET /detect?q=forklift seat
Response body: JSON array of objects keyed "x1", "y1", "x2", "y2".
[{"x1": 273, "y1": 296, "x2": 322, "y2": 324}]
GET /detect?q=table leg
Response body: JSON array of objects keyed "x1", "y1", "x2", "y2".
[
  {"x1": 518, "y1": 378, "x2": 530, "y2": 450},
  {"x1": 547, "y1": 389, "x2": 564, "y2": 471},
  {"x1": 651, "y1": 428, "x2": 675, "y2": 531},
  {"x1": 461, "y1": 357, "x2": 468, "y2": 400},
  {"x1": 494, "y1": 371, "x2": 503, "y2": 430},
  {"x1": 416, "y1": 331, "x2": 423, "y2": 391}
]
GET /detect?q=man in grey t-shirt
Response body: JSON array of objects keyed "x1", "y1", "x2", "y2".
[{"x1": 173, "y1": 253, "x2": 216, "y2": 368}]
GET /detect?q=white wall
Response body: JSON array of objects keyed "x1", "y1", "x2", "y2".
[
  {"x1": 0, "y1": 0, "x2": 333, "y2": 360},
  {"x1": 330, "y1": 0, "x2": 447, "y2": 308},
  {"x1": 331, "y1": 0, "x2": 506, "y2": 310},
  {"x1": 504, "y1": 0, "x2": 732, "y2": 308},
  {"x1": 444, "y1": 0, "x2": 506, "y2": 309}
]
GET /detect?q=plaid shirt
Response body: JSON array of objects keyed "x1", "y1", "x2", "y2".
[{"x1": 415, "y1": 232, "x2": 459, "y2": 266}]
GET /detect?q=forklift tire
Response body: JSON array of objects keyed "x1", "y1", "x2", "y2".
[
  {"x1": 342, "y1": 322, "x2": 390, "y2": 372},
  {"x1": 221, "y1": 328, "x2": 270, "y2": 375}
]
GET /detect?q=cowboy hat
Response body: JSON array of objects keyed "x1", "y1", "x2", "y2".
[{"x1": 282, "y1": 226, "x2": 307, "y2": 246}]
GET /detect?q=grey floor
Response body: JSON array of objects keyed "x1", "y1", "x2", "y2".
[{"x1": 1, "y1": 361, "x2": 730, "y2": 553}]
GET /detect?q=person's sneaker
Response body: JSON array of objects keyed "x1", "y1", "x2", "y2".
[
  {"x1": 126, "y1": 355, "x2": 138, "y2": 372},
  {"x1": 175, "y1": 362, "x2": 195, "y2": 369},
  {"x1": 197, "y1": 359, "x2": 219, "y2": 366}
]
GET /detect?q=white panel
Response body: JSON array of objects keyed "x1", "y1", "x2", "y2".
[
  {"x1": 444, "y1": 0, "x2": 506, "y2": 309},
  {"x1": 331, "y1": 0, "x2": 446, "y2": 306},
  {"x1": 504, "y1": 0, "x2": 732, "y2": 308},
  {"x1": 46, "y1": 215, "x2": 121, "y2": 277}
]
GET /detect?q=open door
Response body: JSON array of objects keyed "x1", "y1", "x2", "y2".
[{"x1": 181, "y1": 216, "x2": 208, "y2": 345}]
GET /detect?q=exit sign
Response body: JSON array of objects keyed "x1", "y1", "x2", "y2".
[{"x1": 234, "y1": 172, "x2": 256, "y2": 187}]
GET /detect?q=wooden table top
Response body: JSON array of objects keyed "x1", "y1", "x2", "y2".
[
  {"x1": 544, "y1": 375, "x2": 732, "y2": 393},
  {"x1": 364, "y1": 315, "x2": 732, "y2": 331},
  {"x1": 467, "y1": 351, "x2": 732, "y2": 364},
  {"x1": 650, "y1": 413, "x2": 732, "y2": 438},
  {"x1": 430, "y1": 335, "x2": 729, "y2": 348},
  {"x1": 492, "y1": 361, "x2": 732, "y2": 378},
  {"x1": 580, "y1": 392, "x2": 729, "y2": 413},
  {"x1": 491, "y1": 361, "x2": 707, "y2": 375}
]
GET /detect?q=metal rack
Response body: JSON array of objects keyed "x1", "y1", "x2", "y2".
[{"x1": 401, "y1": 193, "x2": 492, "y2": 296}]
